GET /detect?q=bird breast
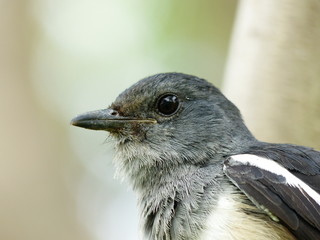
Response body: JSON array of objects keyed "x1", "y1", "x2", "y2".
[{"x1": 199, "y1": 186, "x2": 296, "y2": 240}]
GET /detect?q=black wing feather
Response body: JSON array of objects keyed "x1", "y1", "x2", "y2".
[
  {"x1": 224, "y1": 144, "x2": 320, "y2": 240},
  {"x1": 246, "y1": 143, "x2": 320, "y2": 176},
  {"x1": 224, "y1": 159, "x2": 300, "y2": 230}
]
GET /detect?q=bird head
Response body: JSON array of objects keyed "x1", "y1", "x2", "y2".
[{"x1": 71, "y1": 73, "x2": 255, "y2": 182}]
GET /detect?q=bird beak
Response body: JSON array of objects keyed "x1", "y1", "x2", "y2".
[{"x1": 71, "y1": 108, "x2": 157, "y2": 131}]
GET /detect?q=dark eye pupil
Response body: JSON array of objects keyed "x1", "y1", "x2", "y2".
[{"x1": 157, "y1": 95, "x2": 180, "y2": 115}]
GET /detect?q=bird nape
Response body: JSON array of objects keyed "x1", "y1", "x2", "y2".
[{"x1": 71, "y1": 72, "x2": 320, "y2": 240}]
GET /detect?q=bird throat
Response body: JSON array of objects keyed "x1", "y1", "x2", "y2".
[{"x1": 114, "y1": 142, "x2": 224, "y2": 239}]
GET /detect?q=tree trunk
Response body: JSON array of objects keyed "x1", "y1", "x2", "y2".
[{"x1": 223, "y1": 0, "x2": 320, "y2": 149}]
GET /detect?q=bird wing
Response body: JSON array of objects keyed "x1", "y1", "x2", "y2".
[{"x1": 223, "y1": 152, "x2": 320, "y2": 240}]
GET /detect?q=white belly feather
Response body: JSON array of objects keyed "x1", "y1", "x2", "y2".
[{"x1": 199, "y1": 189, "x2": 295, "y2": 240}]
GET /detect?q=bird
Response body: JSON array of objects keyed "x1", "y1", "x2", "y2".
[{"x1": 71, "y1": 73, "x2": 320, "y2": 240}]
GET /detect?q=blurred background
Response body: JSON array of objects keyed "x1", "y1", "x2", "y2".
[
  {"x1": 1, "y1": 0, "x2": 319, "y2": 240},
  {"x1": 0, "y1": 1, "x2": 237, "y2": 240}
]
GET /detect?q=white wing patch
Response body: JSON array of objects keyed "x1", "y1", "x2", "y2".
[{"x1": 228, "y1": 154, "x2": 320, "y2": 206}]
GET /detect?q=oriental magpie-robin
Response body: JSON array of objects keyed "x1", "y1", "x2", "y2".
[{"x1": 72, "y1": 73, "x2": 320, "y2": 240}]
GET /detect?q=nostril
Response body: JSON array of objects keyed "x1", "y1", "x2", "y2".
[{"x1": 110, "y1": 109, "x2": 119, "y2": 116}]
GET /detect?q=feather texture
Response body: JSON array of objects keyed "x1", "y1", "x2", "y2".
[{"x1": 224, "y1": 150, "x2": 320, "y2": 240}]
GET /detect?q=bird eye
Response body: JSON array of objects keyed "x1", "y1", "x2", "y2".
[{"x1": 156, "y1": 94, "x2": 180, "y2": 116}]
